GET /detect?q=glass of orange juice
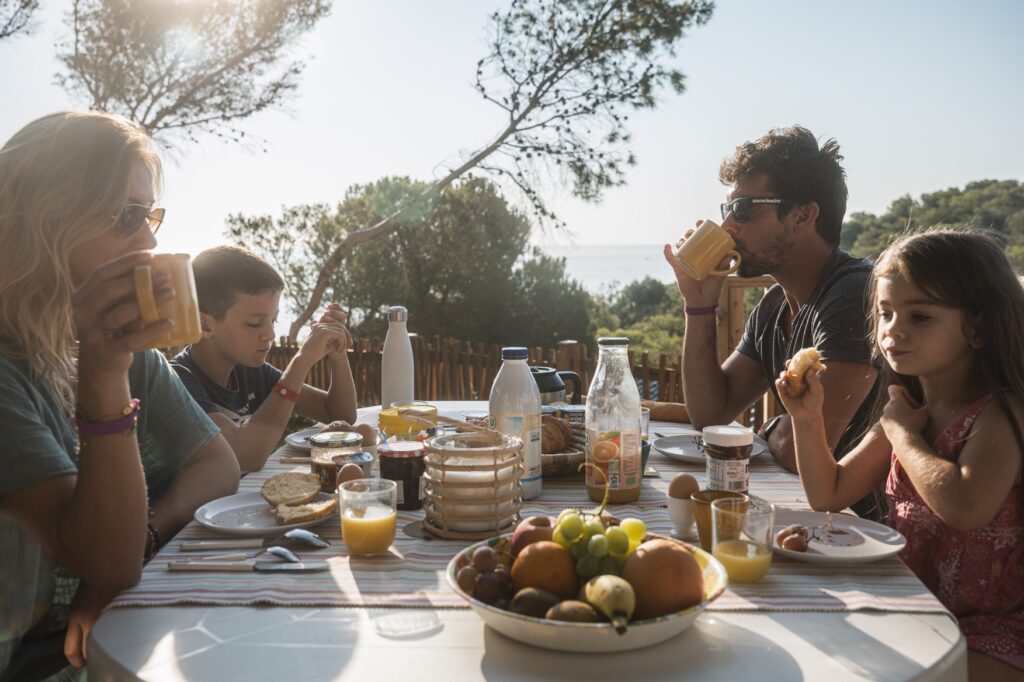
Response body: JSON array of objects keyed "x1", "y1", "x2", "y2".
[
  {"x1": 339, "y1": 478, "x2": 397, "y2": 555},
  {"x1": 711, "y1": 495, "x2": 774, "y2": 582}
]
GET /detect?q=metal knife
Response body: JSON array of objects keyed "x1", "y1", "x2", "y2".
[
  {"x1": 181, "y1": 529, "x2": 329, "y2": 551},
  {"x1": 167, "y1": 560, "x2": 330, "y2": 573}
]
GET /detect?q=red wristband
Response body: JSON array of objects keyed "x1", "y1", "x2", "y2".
[
  {"x1": 684, "y1": 305, "x2": 719, "y2": 316},
  {"x1": 273, "y1": 383, "x2": 300, "y2": 403}
]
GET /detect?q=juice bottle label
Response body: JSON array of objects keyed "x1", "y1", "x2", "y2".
[
  {"x1": 585, "y1": 428, "x2": 640, "y2": 491},
  {"x1": 491, "y1": 412, "x2": 542, "y2": 484}
]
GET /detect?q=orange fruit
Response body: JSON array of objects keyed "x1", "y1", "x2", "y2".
[{"x1": 510, "y1": 540, "x2": 578, "y2": 599}]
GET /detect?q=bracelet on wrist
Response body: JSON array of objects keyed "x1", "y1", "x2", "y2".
[
  {"x1": 143, "y1": 522, "x2": 161, "y2": 563},
  {"x1": 272, "y1": 383, "x2": 300, "y2": 403},
  {"x1": 684, "y1": 304, "x2": 719, "y2": 316},
  {"x1": 75, "y1": 399, "x2": 140, "y2": 437}
]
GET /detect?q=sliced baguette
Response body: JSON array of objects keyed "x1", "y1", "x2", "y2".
[
  {"x1": 261, "y1": 472, "x2": 321, "y2": 507},
  {"x1": 275, "y1": 497, "x2": 338, "y2": 525}
]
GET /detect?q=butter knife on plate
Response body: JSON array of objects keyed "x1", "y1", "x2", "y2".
[{"x1": 168, "y1": 560, "x2": 330, "y2": 572}]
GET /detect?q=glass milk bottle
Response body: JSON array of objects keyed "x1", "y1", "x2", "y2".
[
  {"x1": 489, "y1": 347, "x2": 542, "y2": 499},
  {"x1": 585, "y1": 337, "x2": 641, "y2": 504},
  {"x1": 381, "y1": 306, "x2": 414, "y2": 409}
]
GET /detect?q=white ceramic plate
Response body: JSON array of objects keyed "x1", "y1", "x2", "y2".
[
  {"x1": 772, "y1": 509, "x2": 906, "y2": 565},
  {"x1": 194, "y1": 492, "x2": 337, "y2": 537},
  {"x1": 652, "y1": 434, "x2": 767, "y2": 464},
  {"x1": 283, "y1": 426, "x2": 324, "y2": 451},
  {"x1": 446, "y1": 534, "x2": 728, "y2": 653}
]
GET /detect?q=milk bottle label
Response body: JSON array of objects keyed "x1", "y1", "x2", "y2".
[
  {"x1": 586, "y1": 428, "x2": 641, "y2": 491},
  {"x1": 490, "y1": 412, "x2": 542, "y2": 484}
]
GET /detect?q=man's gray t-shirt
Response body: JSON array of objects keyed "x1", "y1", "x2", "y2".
[{"x1": 737, "y1": 250, "x2": 883, "y2": 515}]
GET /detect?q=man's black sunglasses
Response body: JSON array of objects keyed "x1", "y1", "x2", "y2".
[
  {"x1": 720, "y1": 197, "x2": 788, "y2": 224},
  {"x1": 113, "y1": 204, "x2": 165, "y2": 238}
]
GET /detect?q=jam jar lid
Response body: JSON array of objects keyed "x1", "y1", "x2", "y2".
[
  {"x1": 378, "y1": 441, "x2": 426, "y2": 458},
  {"x1": 309, "y1": 431, "x2": 364, "y2": 448}
]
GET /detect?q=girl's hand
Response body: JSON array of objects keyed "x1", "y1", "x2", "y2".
[
  {"x1": 775, "y1": 361, "x2": 825, "y2": 419},
  {"x1": 73, "y1": 252, "x2": 174, "y2": 376},
  {"x1": 880, "y1": 385, "x2": 927, "y2": 441}
]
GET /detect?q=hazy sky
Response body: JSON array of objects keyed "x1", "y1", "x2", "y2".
[{"x1": 1, "y1": 0, "x2": 1022, "y2": 255}]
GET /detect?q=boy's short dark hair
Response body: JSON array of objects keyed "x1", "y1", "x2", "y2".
[
  {"x1": 192, "y1": 245, "x2": 285, "y2": 319},
  {"x1": 719, "y1": 126, "x2": 848, "y2": 247}
]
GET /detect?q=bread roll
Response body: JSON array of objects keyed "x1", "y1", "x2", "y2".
[
  {"x1": 261, "y1": 472, "x2": 321, "y2": 507},
  {"x1": 640, "y1": 400, "x2": 690, "y2": 423},
  {"x1": 275, "y1": 497, "x2": 338, "y2": 524},
  {"x1": 784, "y1": 347, "x2": 827, "y2": 398},
  {"x1": 541, "y1": 415, "x2": 572, "y2": 453}
]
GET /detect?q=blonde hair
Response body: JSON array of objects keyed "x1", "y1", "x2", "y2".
[{"x1": 0, "y1": 111, "x2": 162, "y2": 411}]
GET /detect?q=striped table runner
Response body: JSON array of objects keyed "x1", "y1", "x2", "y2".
[{"x1": 110, "y1": 418, "x2": 949, "y2": 616}]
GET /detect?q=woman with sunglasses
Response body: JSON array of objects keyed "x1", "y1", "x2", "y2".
[{"x1": 0, "y1": 111, "x2": 239, "y2": 679}]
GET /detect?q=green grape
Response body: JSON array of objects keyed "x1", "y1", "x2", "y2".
[
  {"x1": 552, "y1": 526, "x2": 571, "y2": 548},
  {"x1": 620, "y1": 518, "x2": 647, "y2": 542},
  {"x1": 559, "y1": 513, "x2": 584, "y2": 541},
  {"x1": 569, "y1": 539, "x2": 590, "y2": 560},
  {"x1": 588, "y1": 533, "x2": 609, "y2": 558},
  {"x1": 576, "y1": 554, "x2": 601, "y2": 579},
  {"x1": 627, "y1": 539, "x2": 640, "y2": 556},
  {"x1": 605, "y1": 526, "x2": 629, "y2": 555},
  {"x1": 556, "y1": 508, "x2": 576, "y2": 524},
  {"x1": 582, "y1": 519, "x2": 605, "y2": 539},
  {"x1": 598, "y1": 555, "x2": 621, "y2": 576}
]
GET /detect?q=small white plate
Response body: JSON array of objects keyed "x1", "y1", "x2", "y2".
[
  {"x1": 652, "y1": 434, "x2": 767, "y2": 464},
  {"x1": 194, "y1": 492, "x2": 337, "y2": 537},
  {"x1": 772, "y1": 509, "x2": 906, "y2": 565},
  {"x1": 284, "y1": 426, "x2": 324, "y2": 451}
]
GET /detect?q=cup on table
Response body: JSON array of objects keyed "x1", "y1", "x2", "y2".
[
  {"x1": 339, "y1": 478, "x2": 397, "y2": 555},
  {"x1": 132, "y1": 253, "x2": 202, "y2": 349},
  {"x1": 672, "y1": 219, "x2": 741, "y2": 280},
  {"x1": 711, "y1": 496, "x2": 774, "y2": 582},
  {"x1": 667, "y1": 496, "x2": 696, "y2": 540},
  {"x1": 640, "y1": 407, "x2": 651, "y2": 441},
  {"x1": 690, "y1": 489, "x2": 747, "y2": 550}
]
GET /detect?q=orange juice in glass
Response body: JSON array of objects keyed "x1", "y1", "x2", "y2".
[
  {"x1": 339, "y1": 479, "x2": 397, "y2": 554},
  {"x1": 711, "y1": 495, "x2": 774, "y2": 582}
]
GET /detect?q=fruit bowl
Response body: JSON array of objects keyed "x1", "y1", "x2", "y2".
[{"x1": 445, "y1": 534, "x2": 728, "y2": 653}]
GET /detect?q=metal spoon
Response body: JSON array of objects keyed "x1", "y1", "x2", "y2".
[{"x1": 181, "y1": 528, "x2": 329, "y2": 552}]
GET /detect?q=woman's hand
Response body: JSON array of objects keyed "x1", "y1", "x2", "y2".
[
  {"x1": 662, "y1": 221, "x2": 728, "y2": 307},
  {"x1": 73, "y1": 251, "x2": 174, "y2": 376},
  {"x1": 880, "y1": 385, "x2": 927, "y2": 443},
  {"x1": 64, "y1": 582, "x2": 120, "y2": 668},
  {"x1": 775, "y1": 362, "x2": 826, "y2": 419}
]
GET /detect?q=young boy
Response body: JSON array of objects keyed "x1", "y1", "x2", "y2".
[{"x1": 171, "y1": 245, "x2": 358, "y2": 471}]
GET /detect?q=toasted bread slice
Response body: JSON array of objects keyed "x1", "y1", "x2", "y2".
[
  {"x1": 275, "y1": 497, "x2": 338, "y2": 525},
  {"x1": 784, "y1": 347, "x2": 827, "y2": 397},
  {"x1": 261, "y1": 472, "x2": 321, "y2": 507}
]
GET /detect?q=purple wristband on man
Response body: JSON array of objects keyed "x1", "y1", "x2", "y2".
[{"x1": 684, "y1": 305, "x2": 719, "y2": 316}]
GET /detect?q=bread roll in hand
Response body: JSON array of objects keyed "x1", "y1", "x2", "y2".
[{"x1": 784, "y1": 347, "x2": 826, "y2": 398}]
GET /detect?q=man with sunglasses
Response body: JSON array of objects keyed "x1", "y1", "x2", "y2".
[{"x1": 664, "y1": 125, "x2": 884, "y2": 520}]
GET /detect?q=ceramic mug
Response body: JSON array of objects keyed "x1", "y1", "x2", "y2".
[
  {"x1": 672, "y1": 219, "x2": 741, "y2": 280},
  {"x1": 133, "y1": 253, "x2": 202, "y2": 349}
]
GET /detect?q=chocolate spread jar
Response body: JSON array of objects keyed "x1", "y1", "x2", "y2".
[
  {"x1": 702, "y1": 425, "x2": 753, "y2": 494},
  {"x1": 378, "y1": 441, "x2": 426, "y2": 510}
]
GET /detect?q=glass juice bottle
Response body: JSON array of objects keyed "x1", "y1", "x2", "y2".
[{"x1": 585, "y1": 337, "x2": 641, "y2": 504}]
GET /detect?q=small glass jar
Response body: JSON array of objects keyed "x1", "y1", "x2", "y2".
[
  {"x1": 310, "y1": 431, "x2": 363, "y2": 493},
  {"x1": 703, "y1": 425, "x2": 753, "y2": 494},
  {"x1": 378, "y1": 441, "x2": 426, "y2": 510},
  {"x1": 379, "y1": 403, "x2": 438, "y2": 442}
]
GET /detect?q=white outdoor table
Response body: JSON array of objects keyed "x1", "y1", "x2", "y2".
[{"x1": 88, "y1": 401, "x2": 967, "y2": 681}]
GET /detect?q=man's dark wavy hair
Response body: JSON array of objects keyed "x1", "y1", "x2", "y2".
[{"x1": 719, "y1": 126, "x2": 848, "y2": 247}]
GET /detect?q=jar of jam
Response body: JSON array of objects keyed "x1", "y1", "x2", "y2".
[
  {"x1": 702, "y1": 425, "x2": 753, "y2": 494},
  {"x1": 310, "y1": 431, "x2": 363, "y2": 493},
  {"x1": 378, "y1": 441, "x2": 426, "y2": 510}
]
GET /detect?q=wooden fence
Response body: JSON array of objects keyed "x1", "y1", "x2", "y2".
[{"x1": 265, "y1": 275, "x2": 780, "y2": 428}]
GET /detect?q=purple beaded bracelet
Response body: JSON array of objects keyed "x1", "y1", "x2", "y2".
[{"x1": 75, "y1": 399, "x2": 141, "y2": 436}]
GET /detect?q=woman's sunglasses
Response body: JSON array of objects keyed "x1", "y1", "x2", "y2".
[
  {"x1": 113, "y1": 204, "x2": 165, "y2": 238},
  {"x1": 719, "y1": 197, "x2": 787, "y2": 224}
]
